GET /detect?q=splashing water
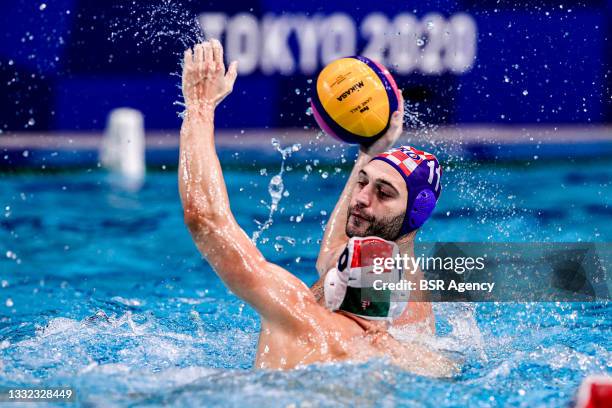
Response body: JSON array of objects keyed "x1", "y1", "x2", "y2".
[
  {"x1": 2, "y1": 300, "x2": 607, "y2": 407},
  {"x1": 109, "y1": 1, "x2": 211, "y2": 118},
  {"x1": 397, "y1": 99, "x2": 534, "y2": 241},
  {"x1": 110, "y1": 0, "x2": 203, "y2": 49},
  {"x1": 251, "y1": 139, "x2": 302, "y2": 244}
]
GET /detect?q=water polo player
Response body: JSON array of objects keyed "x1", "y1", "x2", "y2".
[
  {"x1": 178, "y1": 40, "x2": 452, "y2": 375},
  {"x1": 312, "y1": 143, "x2": 442, "y2": 329}
]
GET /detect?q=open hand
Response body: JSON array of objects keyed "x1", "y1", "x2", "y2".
[
  {"x1": 361, "y1": 92, "x2": 405, "y2": 156},
  {"x1": 182, "y1": 39, "x2": 238, "y2": 110}
]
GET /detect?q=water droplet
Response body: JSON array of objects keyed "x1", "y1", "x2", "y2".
[
  {"x1": 305, "y1": 107, "x2": 312, "y2": 116},
  {"x1": 276, "y1": 236, "x2": 296, "y2": 246},
  {"x1": 8, "y1": 60, "x2": 14, "y2": 66},
  {"x1": 39, "y1": 3, "x2": 46, "y2": 10},
  {"x1": 268, "y1": 175, "x2": 284, "y2": 202},
  {"x1": 295, "y1": 88, "x2": 301, "y2": 95},
  {"x1": 5, "y1": 298, "x2": 13, "y2": 308},
  {"x1": 22, "y1": 150, "x2": 29, "y2": 158},
  {"x1": 307, "y1": 79, "x2": 312, "y2": 84},
  {"x1": 321, "y1": 171, "x2": 329, "y2": 179},
  {"x1": 522, "y1": 90, "x2": 528, "y2": 96},
  {"x1": 416, "y1": 38, "x2": 425, "y2": 47},
  {"x1": 27, "y1": 118, "x2": 35, "y2": 126}
]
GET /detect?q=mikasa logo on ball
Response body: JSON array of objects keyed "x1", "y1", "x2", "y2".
[{"x1": 337, "y1": 81, "x2": 365, "y2": 102}]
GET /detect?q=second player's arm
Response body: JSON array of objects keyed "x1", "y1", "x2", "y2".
[
  {"x1": 314, "y1": 151, "x2": 374, "y2": 276},
  {"x1": 315, "y1": 94, "x2": 405, "y2": 277}
]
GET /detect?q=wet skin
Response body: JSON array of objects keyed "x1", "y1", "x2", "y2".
[{"x1": 178, "y1": 40, "x2": 453, "y2": 376}]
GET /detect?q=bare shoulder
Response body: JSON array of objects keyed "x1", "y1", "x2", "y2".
[{"x1": 257, "y1": 304, "x2": 369, "y2": 368}]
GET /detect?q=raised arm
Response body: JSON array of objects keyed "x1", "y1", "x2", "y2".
[
  {"x1": 314, "y1": 94, "x2": 405, "y2": 277},
  {"x1": 179, "y1": 41, "x2": 318, "y2": 327},
  {"x1": 179, "y1": 40, "x2": 238, "y2": 254}
]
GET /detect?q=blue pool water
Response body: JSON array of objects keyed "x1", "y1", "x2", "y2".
[{"x1": 0, "y1": 147, "x2": 610, "y2": 407}]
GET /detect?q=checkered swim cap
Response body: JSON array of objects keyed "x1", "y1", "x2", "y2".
[{"x1": 371, "y1": 146, "x2": 442, "y2": 235}]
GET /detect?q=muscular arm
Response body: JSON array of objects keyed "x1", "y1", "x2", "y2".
[
  {"x1": 314, "y1": 94, "x2": 405, "y2": 278},
  {"x1": 315, "y1": 151, "x2": 375, "y2": 276},
  {"x1": 179, "y1": 41, "x2": 318, "y2": 328}
]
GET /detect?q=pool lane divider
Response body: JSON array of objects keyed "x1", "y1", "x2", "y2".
[{"x1": 1, "y1": 127, "x2": 611, "y2": 171}]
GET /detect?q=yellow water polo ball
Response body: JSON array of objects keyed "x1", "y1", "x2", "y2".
[{"x1": 311, "y1": 56, "x2": 401, "y2": 145}]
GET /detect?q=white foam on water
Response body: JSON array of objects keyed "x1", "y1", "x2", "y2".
[
  {"x1": 111, "y1": 296, "x2": 144, "y2": 307},
  {"x1": 389, "y1": 302, "x2": 488, "y2": 366},
  {"x1": 1, "y1": 309, "x2": 257, "y2": 388},
  {"x1": 1, "y1": 302, "x2": 608, "y2": 407}
]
